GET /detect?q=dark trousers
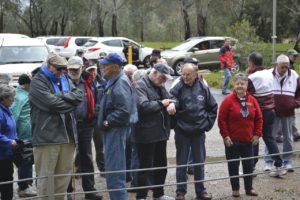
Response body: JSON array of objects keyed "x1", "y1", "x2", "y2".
[
  {"x1": 136, "y1": 141, "x2": 167, "y2": 199},
  {"x1": 93, "y1": 125, "x2": 105, "y2": 172},
  {"x1": 0, "y1": 159, "x2": 14, "y2": 200},
  {"x1": 225, "y1": 142, "x2": 253, "y2": 191},
  {"x1": 253, "y1": 110, "x2": 283, "y2": 167},
  {"x1": 175, "y1": 131, "x2": 206, "y2": 196},
  {"x1": 18, "y1": 163, "x2": 33, "y2": 190}
]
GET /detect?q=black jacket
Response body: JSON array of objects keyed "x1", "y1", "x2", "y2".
[
  {"x1": 132, "y1": 75, "x2": 171, "y2": 143},
  {"x1": 170, "y1": 78, "x2": 218, "y2": 136}
]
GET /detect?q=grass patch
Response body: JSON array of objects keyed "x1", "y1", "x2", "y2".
[
  {"x1": 274, "y1": 188, "x2": 288, "y2": 193},
  {"x1": 202, "y1": 70, "x2": 235, "y2": 89}
]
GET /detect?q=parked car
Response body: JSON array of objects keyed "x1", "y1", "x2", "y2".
[
  {"x1": 0, "y1": 38, "x2": 49, "y2": 86},
  {"x1": 161, "y1": 36, "x2": 239, "y2": 75},
  {"x1": 0, "y1": 33, "x2": 30, "y2": 39},
  {"x1": 37, "y1": 36, "x2": 92, "y2": 59},
  {"x1": 83, "y1": 37, "x2": 153, "y2": 67}
]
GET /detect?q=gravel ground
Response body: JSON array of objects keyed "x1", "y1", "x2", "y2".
[{"x1": 11, "y1": 87, "x2": 300, "y2": 200}]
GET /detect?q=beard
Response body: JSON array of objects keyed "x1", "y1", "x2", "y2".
[{"x1": 68, "y1": 72, "x2": 81, "y2": 81}]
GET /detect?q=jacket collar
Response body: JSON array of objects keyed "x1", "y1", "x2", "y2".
[{"x1": 272, "y1": 66, "x2": 291, "y2": 77}]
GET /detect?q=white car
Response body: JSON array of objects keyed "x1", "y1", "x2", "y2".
[
  {"x1": 37, "y1": 36, "x2": 92, "y2": 59},
  {"x1": 83, "y1": 37, "x2": 153, "y2": 67},
  {"x1": 0, "y1": 33, "x2": 30, "y2": 39},
  {"x1": 0, "y1": 38, "x2": 49, "y2": 86}
]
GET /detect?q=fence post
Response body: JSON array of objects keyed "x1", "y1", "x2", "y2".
[{"x1": 47, "y1": 173, "x2": 55, "y2": 200}]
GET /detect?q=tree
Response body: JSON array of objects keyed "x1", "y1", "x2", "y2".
[
  {"x1": 95, "y1": 0, "x2": 108, "y2": 36},
  {"x1": 180, "y1": 0, "x2": 191, "y2": 39},
  {"x1": 194, "y1": 0, "x2": 212, "y2": 36},
  {"x1": 111, "y1": 0, "x2": 118, "y2": 36}
]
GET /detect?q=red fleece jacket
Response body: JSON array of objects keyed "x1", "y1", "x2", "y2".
[{"x1": 218, "y1": 91, "x2": 263, "y2": 142}]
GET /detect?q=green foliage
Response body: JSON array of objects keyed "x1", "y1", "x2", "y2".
[{"x1": 226, "y1": 20, "x2": 272, "y2": 68}]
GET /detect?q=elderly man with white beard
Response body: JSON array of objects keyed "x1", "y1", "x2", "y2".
[{"x1": 67, "y1": 56, "x2": 102, "y2": 200}]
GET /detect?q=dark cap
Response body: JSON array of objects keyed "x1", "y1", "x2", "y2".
[
  {"x1": 287, "y1": 49, "x2": 298, "y2": 56},
  {"x1": 18, "y1": 74, "x2": 31, "y2": 85},
  {"x1": 151, "y1": 49, "x2": 161, "y2": 58},
  {"x1": 99, "y1": 52, "x2": 124, "y2": 66},
  {"x1": 47, "y1": 53, "x2": 68, "y2": 69},
  {"x1": 76, "y1": 48, "x2": 85, "y2": 54},
  {"x1": 153, "y1": 63, "x2": 172, "y2": 80},
  {"x1": 99, "y1": 51, "x2": 107, "y2": 59},
  {"x1": 183, "y1": 56, "x2": 199, "y2": 64}
]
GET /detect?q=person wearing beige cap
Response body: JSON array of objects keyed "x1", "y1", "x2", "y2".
[
  {"x1": 66, "y1": 57, "x2": 102, "y2": 200},
  {"x1": 29, "y1": 53, "x2": 83, "y2": 200},
  {"x1": 287, "y1": 49, "x2": 298, "y2": 70},
  {"x1": 266, "y1": 54, "x2": 300, "y2": 172}
]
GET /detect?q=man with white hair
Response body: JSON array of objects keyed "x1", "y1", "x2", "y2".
[
  {"x1": 133, "y1": 63, "x2": 175, "y2": 200},
  {"x1": 269, "y1": 54, "x2": 300, "y2": 171}
]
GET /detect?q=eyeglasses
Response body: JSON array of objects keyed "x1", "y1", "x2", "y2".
[{"x1": 56, "y1": 67, "x2": 67, "y2": 72}]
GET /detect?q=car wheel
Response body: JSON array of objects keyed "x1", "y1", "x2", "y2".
[
  {"x1": 143, "y1": 55, "x2": 151, "y2": 68},
  {"x1": 231, "y1": 63, "x2": 240, "y2": 73},
  {"x1": 174, "y1": 60, "x2": 184, "y2": 75}
]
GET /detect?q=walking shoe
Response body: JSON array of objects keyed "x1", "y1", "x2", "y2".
[
  {"x1": 246, "y1": 189, "x2": 258, "y2": 196},
  {"x1": 18, "y1": 187, "x2": 37, "y2": 197},
  {"x1": 294, "y1": 134, "x2": 300, "y2": 141},
  {"x1": 187, "y1": 167, "x2": 194, "y2": 175},
  {"x1": 232, "y1": 190, "x2": 240, "y2": 198},
  {"x1": 284, "y1": 163, "x2": 294, "y2": 172},
  {"x1": 195, "y1": 192, "x2": 212, "y2": 200},
  {"x1": 153, "y1": 195, "x2": 175, "y2": 200},
  {"x1": 276, "y1": 136, "x2": 283, "y2": 143},
  {"x1": 175, "y1": 194, "x2": 185, "y2": 200},
  {"x1": 264, "y1": 162, "x2": 272, "y2": 172},
  {"x1": 85, "y1": 193, "x2": 102, "y2": 200},
  {"x1": 269, "y1": 166, "x2": 287, "y2": 177}
]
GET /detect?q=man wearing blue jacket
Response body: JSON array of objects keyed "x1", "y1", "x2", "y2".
[
  {"x1": 97, "y1": 53, "x2": 134, "y2": 200},
  {"x1": 170, "y1": 63, "x2": 218, "y2": 200}
]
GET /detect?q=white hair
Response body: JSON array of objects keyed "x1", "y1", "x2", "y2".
[{"x1": 123, "y1": 64, "x2": 138, "y2": 73}]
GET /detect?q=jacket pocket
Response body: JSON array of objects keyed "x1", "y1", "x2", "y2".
[{"x1": 40, "y1": 116, "x2": 52, "y2": 131}]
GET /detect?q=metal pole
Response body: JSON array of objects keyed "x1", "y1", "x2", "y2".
[{"x1": 272, "y1": 0, "x2": 277, "y2": 63}]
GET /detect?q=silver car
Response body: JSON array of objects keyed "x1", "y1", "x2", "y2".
[{"x1": 161, "y1": 36, "x2": 238, "y2": 75}]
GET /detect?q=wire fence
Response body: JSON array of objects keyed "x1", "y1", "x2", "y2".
[{"x1": 1, "y1": 150, "x2": 299, "y2": 199}]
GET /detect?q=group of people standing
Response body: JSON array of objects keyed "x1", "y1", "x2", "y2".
[{"x1": 0, "y1": 39, "x2": 299, "y2": 200}]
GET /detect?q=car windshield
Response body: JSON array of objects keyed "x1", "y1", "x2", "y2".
[
  {"x1": 0, "y1": 46, "x2": 48, "y2": 64},
  {"x1": 171, "y1": 39, "x2": 201, "y2": 51}
]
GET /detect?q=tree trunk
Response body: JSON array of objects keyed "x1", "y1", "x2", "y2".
[
  {"x1": 111, "y1": 0, "x2": 118, "y2": 36},
  {"x1": 96, "y1": 0, "x2": 106, "y2": 36},
  {"x1": 0, "y1": 1, "x2": 4, "y2": 33},
  {"x1": 195, "y1": 0, "x2": 211, "y2": 36},
  {"x1": 180, "y1": 0, "x2": 191, "y2": 40}
]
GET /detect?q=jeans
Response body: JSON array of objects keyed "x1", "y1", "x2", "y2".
[
  {"x1": 93, "y1": 125, "x2": 105, "y2": 172},
  {"x1": 18, "y1": 163, "x2": 33, "y2": 190},
  {"x1": 265, "y1": 116, "x2": 293, "y2": 165},
  {"x1": 0, "y1": 159, "x2": 13, "y2": 200},
  {"x1": 77, "y1": 123, "x2": 96, "y2": 192},
  {"x1": 225, "y1": 142, "x2": 253, "y2": 191},
  {"x1": 126, "y1": 127, "x2": 132, "y2": 182},
  {"x1": 222, "y1": 67, "x2": 231, "y2": 93},
  {"x1": 260, "y1": 110, "x2": 283, "y2": 167},
  {"x1": 136, "y1": 141, "x2": 167, "y2": 199},
  {"x1": 175, "y1": 131, "x2": 206, "y2": 196},
  {"x1": 130, "y1": 144, "x2": 139, "y2": 187},
  {"x1": 104, "y1": 127, "x2": 128, "y2": 200}
]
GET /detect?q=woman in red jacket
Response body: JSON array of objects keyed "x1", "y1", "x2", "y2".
[{"x1": 218, "y1": 73, "x2": 263, "y2": 198}]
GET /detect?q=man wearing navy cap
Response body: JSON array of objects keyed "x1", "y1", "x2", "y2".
[
  {"x1": 97, "y1": 53, "x2": 134, "y2": 200},
  {"x1": 132, "y1": 63, "x2": 175, "y2": 200}
]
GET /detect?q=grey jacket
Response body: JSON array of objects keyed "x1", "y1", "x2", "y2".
[
  {"x1": 170, "y1": 78, "x2": 218, "y2": 136},
  {"x1": 29, "y1": 72, "x2": 83, "y2": 146},
  {"x1": 132, "y1": 75, "x2": 171, "y2": 143}
]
